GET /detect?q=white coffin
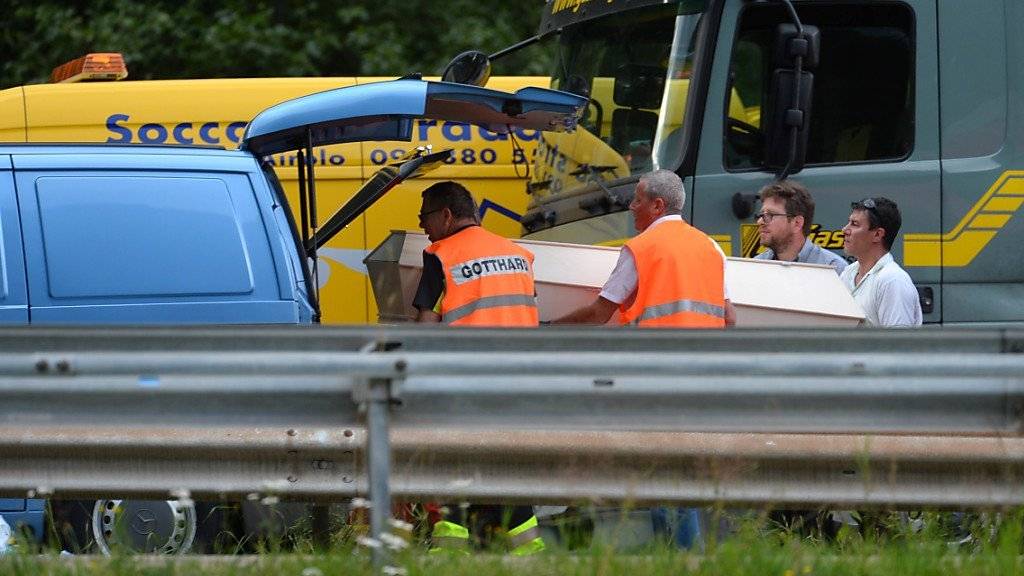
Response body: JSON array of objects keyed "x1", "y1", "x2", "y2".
[
  {"x1": 365, "y1": 231, "x2": 864, "y2": 326},
  {"x1": 725, "y1": 257, "x2": 864, "y2": 326},
  {"x1": 365, "y1": 231, "x2": 621, "y2": 323}
]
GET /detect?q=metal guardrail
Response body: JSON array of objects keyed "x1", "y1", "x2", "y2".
[
  {"x1": 5, "y1": 427, "x2": 1024, "y2": 503},
  {"x1": 1, "y1": 325, "x2": 1023, "y2": 554},
  {"x1": 3, "y1": 324, "x2": 1023, "y2": 353}
]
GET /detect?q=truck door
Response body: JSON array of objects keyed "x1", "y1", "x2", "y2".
[
  {"x1": 0, "y1": 154, "x2": 27, "y2": 323},
  {"x1": 933, "y1": 1, "x2": 1021, "y2": 324},
  {"x1": 690, "y1": 1, "x2": 941, "y2": 322}
]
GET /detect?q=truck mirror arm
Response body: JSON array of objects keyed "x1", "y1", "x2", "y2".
[{"x1": 765, "y1": 1, "x2": 819, "y2": 179}]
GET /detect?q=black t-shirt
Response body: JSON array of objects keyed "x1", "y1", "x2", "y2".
[
  {"x1": 413, "y1": 251, "x2": 445, "y2": 313},
  {"x1": 412, "y1": 224, "x2": 480, "y2": 313}
]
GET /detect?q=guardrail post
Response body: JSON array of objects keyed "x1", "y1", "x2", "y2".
[{"x1": 355, "y1": 372, "x2": 400, "y2": 569}]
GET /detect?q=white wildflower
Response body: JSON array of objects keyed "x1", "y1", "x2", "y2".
[
  {"x1": 388, "y1": 518, "x2": 414, "y2": 533},
  {"x1": 379, "y1": 532, "x2": 409, "y2": 551},
  {"x1": 356, "y1": 536, "x2": 382, "y2": 549}
]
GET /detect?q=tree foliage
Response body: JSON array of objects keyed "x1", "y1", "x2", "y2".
[{"x1": 0, "y1": 0, "x2": 551, "y2": 88}]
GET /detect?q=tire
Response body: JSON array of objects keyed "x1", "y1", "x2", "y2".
[{"x1": 92, "y1": 499, "x2": 197, "y2": 554}]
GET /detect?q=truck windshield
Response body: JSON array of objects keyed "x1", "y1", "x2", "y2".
[{"x1": 530, "y1": 2, "x2": 706, "y2": 205}]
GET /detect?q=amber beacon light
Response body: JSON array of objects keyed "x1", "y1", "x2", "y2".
[{"x1": 50, "y1": 53, "x2": 129, "y2": 83}]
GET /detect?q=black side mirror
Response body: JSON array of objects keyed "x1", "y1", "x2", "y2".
[
  {"x1": 764, "y1": 24, "x2": 819, "y2": 176},
  {"x1": 612, "y1": 64, "x2": 666, "y2": 109},
  {"x1": 441, "y1": 50, "x2": 492, "y2": 87}
]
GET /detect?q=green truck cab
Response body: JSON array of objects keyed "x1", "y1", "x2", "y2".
[{"x1": 512, "y1": 0, "x2": 1022, "y2": 325}]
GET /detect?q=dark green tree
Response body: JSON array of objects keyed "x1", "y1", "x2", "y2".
[{"x1": 0, "y1": 0, "x2": 551, "y2": 88}]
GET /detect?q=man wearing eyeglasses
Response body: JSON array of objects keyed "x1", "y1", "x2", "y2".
[
  {"x1": 839, "y1": 197, "x2": 922, "y2": 327},
  {"x1": 753, "y1": 180, "x2": 847, "y2": 274}
]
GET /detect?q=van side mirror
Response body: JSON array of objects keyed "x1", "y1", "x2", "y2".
[
  {"x1": 764, "y1": 24, "x2": 819, "y2": 176},
  {"x1": 442, "y1": 51, "x2": 492, "y2": 87}
]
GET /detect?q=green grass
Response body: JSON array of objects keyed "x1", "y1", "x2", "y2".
[{"x1": 4, "y1": 509, "x2": 1024, "y2": 576}]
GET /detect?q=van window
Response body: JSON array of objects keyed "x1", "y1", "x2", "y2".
[
  {"x1": 725, "y1": 3, "x2": 915, "y2": 170},
  {"x1": 35, "y1": 176, "x2": 253, "y2": 298}
]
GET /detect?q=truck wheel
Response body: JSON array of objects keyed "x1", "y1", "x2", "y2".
[{"x1": 91, "y1": 499, "x2": 197, "y2": 554}]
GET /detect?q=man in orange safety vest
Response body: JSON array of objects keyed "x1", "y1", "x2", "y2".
[
  {"x1": 414, "y1": 180, "x2": 545, "y2": 555},
  {"x1": 553, "y1": 169, "x2": 735, "y2": 327}
]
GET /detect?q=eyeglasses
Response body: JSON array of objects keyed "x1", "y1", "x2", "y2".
[
  {"x1": 754, "y1": 211, "x2": 792, "y2": 223},
  {"x1": 417, "y1": 207, "x2": 444, "y2": 221}
]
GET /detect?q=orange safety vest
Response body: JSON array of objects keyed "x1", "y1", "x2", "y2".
[
  {"x1": 425, "y1": 226, "x2": 538, "y2": 327},
  {"x1": 620, "y1": 219, "x2": 726, "y2": 328}
]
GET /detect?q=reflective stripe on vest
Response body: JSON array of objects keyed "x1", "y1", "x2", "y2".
[
  {"x1": 508, "y1": 515, "x2": 546, "y2": 555},
  {"x1": 628, "y1": 298, "x2": 725, "y2": 326},
  {"x1": 430, "y1": 520, "x2": 470, "y2": 552},
  {"x1": 443, "y1": 294, "x2": 538, "y2": 325}
]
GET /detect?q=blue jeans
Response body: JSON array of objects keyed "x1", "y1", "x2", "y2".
[{"x1": 651, "y1": 507, "x2": 703, "y2": 551}]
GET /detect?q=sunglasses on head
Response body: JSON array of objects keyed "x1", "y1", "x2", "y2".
[{"x1": 852, "y1": 198, "x2": 880, "y2": 227}]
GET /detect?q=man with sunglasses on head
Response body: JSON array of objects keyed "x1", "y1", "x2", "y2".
[
  {"x1": 839, "y1": 197, "x2": 922, "y2": 327},
  {"x1": 754, "y1": 180, "x2": 847, "y2": 274}
]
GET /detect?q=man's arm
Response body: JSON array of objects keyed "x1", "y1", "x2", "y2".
[
  {"x1": 712, "y1": 240, "x2": 737, "y2": 327},
  {"x1": 875, "y1": 274, "x2": 923, "y2": 327},
  {"x1": 724, "y1": 299, "x2": 736, "y2": 327},
  {"x1": 413, "y1": 252, "x2": 445, "y2": 323},
  {"x1": 551, "y1": 247, "x2": 635, "y2": 325},
  {"x1": 416, "y1": 309, "x2": 442, "y2": 323},
  {"x1": 552, "y1": 296, "x2": 619, "y2": 325}
]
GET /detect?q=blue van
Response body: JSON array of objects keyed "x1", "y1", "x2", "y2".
[
  {"x1": 0, "y1": 144, "x2": 318, "y2": 548},
  {"x1": 0, "y1": 78, "x2": 584, "y2": 552},
  {"x1": 0, "y1": 145, "x2": 317, "y2": 326}
]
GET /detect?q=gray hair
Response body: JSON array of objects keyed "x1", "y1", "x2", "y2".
[{"x1": 639, "y1": 170, "x2": 685, "y2": 214}]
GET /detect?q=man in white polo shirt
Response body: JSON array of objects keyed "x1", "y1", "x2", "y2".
[{"x1": 839, "y1": 197, "x2": 921, "y2": 326}]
